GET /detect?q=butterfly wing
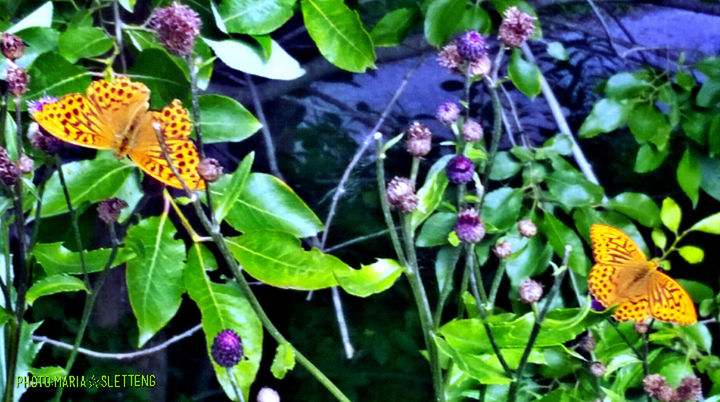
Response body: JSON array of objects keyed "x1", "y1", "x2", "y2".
[
  {"x1": 31, "y1": 93, "x2": 115, "y2": 149},
  {"x1": 86, "y1": 77, "x2": 151, "y2": 137},
  {"x1": 613, "y1": 295, "x2": 651, "y2": 322},
  {"x1": 128, "y1": 100, "x2": 204, "y2": 190},
  {"x1": 590, "y1": 224, "x2": 647, "y2": 265},
  {"x1": 648, "y1": 270, "x2": 697, "y2": 325}
]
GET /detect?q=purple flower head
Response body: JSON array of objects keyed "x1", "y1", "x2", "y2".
[
  {"x1": 436, "y1": 102, "x2": 461, "y2": 124},
  {"x1": 457, "y1": 30, "x2": 488, "y2": 62},
  {"x1": 446, "y1": 155, "x2": 475, "y2": 184},
  {"x1": 455, "y1": 208, "x2": 485, "y2": 244},
  {"x1": 590, "y1": 298, "x2": 606, "y2": 312},
  {"x1": 27, "y1": 96, "x2": 58, "y2": 115},
  {"x1": 211, "y1": 329, "x2": 243, "y2": 367}
]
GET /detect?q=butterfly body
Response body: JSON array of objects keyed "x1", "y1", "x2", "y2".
[
  {"x1": 588, "y1": 224, "x2": 696, "y2": 325},
  {"x1": 31, "y1": 77, "x2": 204, "y2": 190}
]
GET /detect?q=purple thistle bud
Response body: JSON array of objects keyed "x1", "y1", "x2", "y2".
[
  {"x1": 197, "y1": 157, "x2": 223, "y2": 182},
  {"x1": 211, "y1": 329, "x2": 243, "y2": 368},
  {"x1": 589, "y1": 361, "x2": 606, "y2": 378},
  {"x1": 498, "y1": 7, "x2": 536, "y2": 48},
  {"x1": 633, "y1": 321, "x2": 649, "y2": 335},
  {"x1": 493, "y1": 240, "x2": 512, "y2": 258},
  {"x1": 437, "y1": 40, "x2": 461, "y2": 72},
  {"x1": 17, "y1": 154, "x2": 33, "y2": 174},
  {"x1": 462, "y1": 120, "x2": 484, "y2": 142},
  {"x1": 27, "y1": 96, "x2": 59, "y2": 116},
  {"x1": 578, "y1": 333, "x2": 596, "y2": 353},
  {"x1": 6, "y1": 65, "x2": 28, "y2": 97},
  {"x1": 467, "y1": 54, "x2": 493, "y2": 77},
  {"x1": 1, "y1": 33, "x2": 24, "y2": 61},
  {"x1": 97, "y1": 198, "x2": 129, "y2": 224},
  {"x1": 148, "y1": 2, "x2": 201, "y2": 57},
  {"x1": 455, "y1": 208, "x2": 485, "y2": 244},
  {"x1": 643, "y1": 374, "x2": 676, "y2": 402},
  {"x1": 675, "y1": 376, "x2": 702, "y2": 401},
  {"x1": 406, "y1": 121, "x2": 432, "y2": 157},
  {"x1": 27, "y1": 122, "x2": 62, "y2": 154},
  {"x1": 456, "y1": 30, "x2": 488, "y2": 62},
  {"x1": 590, "y1": 298, "x2": 606, "y2": 312},
  {"x1": 0, "y1": 147, "x2": 20, "y2": 186},
  {"x1": 386, "y1": 177, "x2": 418, "y2": 213},
  {"x1": 436, "y1": 102, "x2": 461, "y2": 125},
  {"x1": 518, "y1": 279, "x2": 543, "y2": 303},
  {"x1": 446, "y1": 155, "x2": 475, "y2": 184}
]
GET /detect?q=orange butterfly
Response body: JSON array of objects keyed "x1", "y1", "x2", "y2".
[
  {"x1": 588, "y1": 224, "x2": 696, "y2": 325},
  {"x1": 30, "y1": 77, "x2": 204, "y2": 190}
]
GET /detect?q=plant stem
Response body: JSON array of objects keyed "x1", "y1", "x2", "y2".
[
  {"x1": 433, "y1": 247, "x2": 461, "y2": 327},
  {"x1": 508, "y1": 245, "x2": 571, "y2": 401},
  {"x1": 55, "y1": 156, "x2": 89, "y2": 288},
  {"x1": 374, "y1": 134, "x2": 408, "y2": 266},
  {"x1": 468, "y1": 246, "x2": 488, "y2": 306},
  {"x1": 487, "y1": 260, "x2": 507, "y2": 311},
  {"x1": 410, "y1": 156, "x2": 420, "y2": 188},
  {"x1": 478, "y1": 79, "x2": 504, "y2": 210},
  {"x1": 401, "y1": 214, "x2": 443, "y2": 402}
]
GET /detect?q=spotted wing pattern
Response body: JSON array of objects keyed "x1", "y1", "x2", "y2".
[
  {"x1": 31, "y1": 93, "x2": 114, "y2": 148},
  {"x1": 648, "y1": 270, "x2": 697, "y2": 325},
  {"x1": 613, "y1": 296, "x2": 650, "y2": 322}
]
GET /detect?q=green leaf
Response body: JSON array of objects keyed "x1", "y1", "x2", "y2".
[
  {"x1": 128, "y1": 48, "x2": 189, "y2": 109},
  {"x1": 482, "y1": 188, "x2": 523, "y2": 233},
  {"x1": 628, "y1": 103, "x2": 671, "y2": 148},
  {"x1": 660, "y1": 197, "x2": 681, "y2": 233},
  {"x1": 436, "y1": 246, "x2": 460, "y2": 301},
  {"x1": 26, "y1": 275, "x2": 87, "y2": 304},
  {"x1": 458, "y1": 5, "x2": 491, "y2": 34},
  {"x1": 697, "y1": 79, "x2": 720, "y2": 108},
  {"x1": 270, "y1": 343, "x2": 296, "y2": 379},
  {"x1": 634, "y1": 142, "x2": 669, "y2": 173},
  {"x1": 700, "y1": 156, "x2": 720, "y2": 202},
  {"x1": 651, "y1": 227, "x2": 667, "y2": 250},
  {"x1": 58, "y1": 27, "x2": 113, "y2": 63},
  {"x1": 605, "y1": 71, "x2": 650, "y2": 99},
  {"x1": 118, "y1": 0, "x2": 136, "y2": 12},
  {"x1": 681, "y1": 109, "x2": 709, "y2": 145},
  {"x1": 26, "y1": 52, "x2": 92, "y2": 101},
  {"x1": 677, "y1": 245, "x2": 704, "y2": 264},
  {"x1": 675, "y1": 70, "x2": 695, "y2": 90},
  {"x1": 709, "y1": 114, "x2": 720, "y2": 158},
  {"x1": 125, "y1": 215, "x2": 185, "y2": 347},
  {"x1": 227, "y1": 231, "x2": 348, "y2": 290},
  {"x1": 423, "y1": 0, "x2": 464, "y2": 46},
  {"x1": 199, "y1": 95, "x2": 261, "y2": 144},
  {"x1": 32, "y1": 243, "x2": 132, "y2": 276},
  {"x1": 538, "y1": 214, "x2": 590, "y2": 280},
  {"x1": 5, "y1": 27, "x2": 59, "y2": 68},
  {"x1": 489, "y1": 151, "x2": 521, "y2": 180},
  {"x1": 334, "y1": 258, "x2": 403, "y2": 297},
  {"x1": 689, "y1": 211, "x2": 720, "y2": 234},
  {"x1": 546, "y1": 170, "x2": 604, "y2": 210},
  {"x1": 371, "y1": 8, "x2": 418, "y2": 47},
  {"x1": 40, "y1": 157, "x2": 134, "y2": 217},
  {"x1": 505, "y1": 236, "x2": 553, "y2": 288},
  {"x1": 546, "y1": 42, "x2": 568, "y2": 61},
  {"x1": 204, "y1": 38, "x2": 305, "y2": 80},
  {"x1": 508, "y1": 48, "x2": 541, "y2": 99},
  {"x1": 212, "y1": 152, "x2": 254, "y2": 223},
  {"x1": 217, "y1": 173, "x2": 323, "y2": 237},
  {"x1": 215, "y1": 0, "x2": 295, "y2": 35},
  {"x1": 677, "y1": 148, "x2": 701, "y2": 207},
  {"x1": 8, "y1": 322, "x2": 43, "y2": 401},
  {"x1": 300, "y1": 0, "x2": 376, "y2": 73},
  {"x1": 6, "y1": 2, "x2": 53, "y2": 34},
  {"x1": 28, "y1": 366, "x2": 65, "y2": 378},
  {"x1": 417, "y1": 212, "x2": 456, "y2": 247},
  {"x1": 185, "y1": 243, "x2": 262, "y2": 401},
  {"x1": 696, "y1": 56, "x2": 720, "y2": 79},
  {"x1": 410, "y1": 154, "x2": 452, "y2": 230},
  {"x1": 608, "y1": 192, "x2": 660, "y2": 227},
  {"x1": 579, "y1": 98, "x2": 631, "y2": 138}
]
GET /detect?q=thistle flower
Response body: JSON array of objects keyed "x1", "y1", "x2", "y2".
[
  {"x1": 589, "y1": 361, "x2": 606, "y2": 378},
  {"x1": 97, "y1": 198, "x2": 128, "y2": 224},
  {"x1": 6, "y1": 65, "x2": 28, "y2": 97},
  {"x1": 211, "y1": 329, "x2": 243, "y2": 367},
  {"x1": 0, "y1": 147, "x2": 20, "y2": 186},
  {"x1": 197, "y1": 157, "x2": 223, "y2": 182},
  {"x1": 17, "y1": 154, "x2": 33, "y2": 174},
  {"x1": 406, "y1": 121, "x2": 432, "y2": 158},
  {"x1": 27, "y1": 122, "x2": 62, "y2": 154},
  {"x1": 675, "y1": 376, "x2": 702, "y2": 401},
  {"x1": 436, "y1": 102, "x2": 461, "y2": 125},
  {"x1": 493, "y1": 240, "x2": 512, "y2": 258},
  {"x1": 643, "y1": 374, "x2": 675, "y2": 402},
  {"x1": 437, "y1": 41, "x2": 461, "y2": 72},
  {"x1": 578, "y1": 333, "x2": 596, "y2": 353},
  {"x1": 456, "y1": 30, "x2": 488, "y2": 62},
  {"x1": 446, "y1": 155, "x2": 475, "y2": 184},
  {"x1": 386, "y1": 177, "x2": 417, "y2": 213},
  {"x1": 147, "y1": 2, "x2": 201, "y2": 57},
  {"x1": 27, "y1": 95, "x2": 58, "y2": 116},
  {"x1": 633, "y1": 321, "x2": 649, "y2": 335},
  {"x1": 518, "y1": 219, "x2": 537, "y2": 238},
  {"x1": 455, "y1": 208, "x2": 485, "y2": 244},
  {"x1": 1, "y1": 33, "x2": 24, "y2": 61},
  {"x1": 462, "y1": 120, "x2": 483, "y2": 142},
  {"x1": 590, "y1": 298, "x2": 605, "y2": 312},
  {"x1": 518, "y1": 279, "x2": 543, "y2": 303},
  {"x1": 498, "y1": 6, "x2": 536, "y2": 48},
  {"x1": 467, "y1": 54, "x2": 493, "y2": 77}
]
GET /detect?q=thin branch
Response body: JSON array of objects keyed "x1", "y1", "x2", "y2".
[
  {"x1": 320, "y1": 56, "x2": 425, "y2": 250},
  {"x1": 33, "y1": 324, "x2": 202, "y2": 361},
  {"x1": 55, "y1": 156, "x2": 89, "y2": 288},
  {"x1": 245, "y1": 73, "x2": 284, "y2": 182},
  {"x1": 585, "y1": 0, "x2": 622, "y2": 57},
  {"x1": 331, "y1": 287, "x2": 354, "y2": 359}
]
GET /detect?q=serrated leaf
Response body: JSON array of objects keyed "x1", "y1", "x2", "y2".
[
  {"x1": 126, "y1": 215, "x2": 185, "y2": 347},
  {"x1": 26, "y1": 275, "x2": 87, "y2": 304},
  {"x1": 300, "y1": 0, "x2": 376, "y2": 73}
]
